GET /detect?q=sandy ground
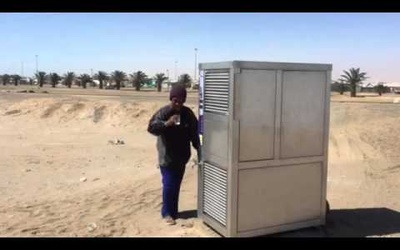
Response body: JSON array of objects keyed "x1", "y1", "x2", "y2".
[{"x1": 0, "y1": 87, "x2": 399, "y2": 237}]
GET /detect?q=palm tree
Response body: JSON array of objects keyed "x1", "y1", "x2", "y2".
[
  {"x1": 178, "y1": 73, "x2": 192, "y2": 89},
  {"x1": 111, "y1": 70, "x2": 126, "y2": 90},
  {"x1": 1, "y1": 74, "x2": 10, "y2": 86},
  {"x1": 95, "y1": 71, "x2": 108, "y2": 89},
  {"x1": 50, "y1": 73, "x2": 61, "y2": 88},
  {"x1": 35, "y1": 71, "x2": 47, "y2": 88},
  {"x1": 79, "y1": 74, "x2": 92, "y2": 89},
  {"x1": 131, "y1": 71, "x2": 148, "y2": 91},
  {"x1": 338, "y1": 83, "x2": 347, "y2": 95},
  {"x1": 333, "y1": 79, "x2": 347, "y2": 95},
  {"x1": 154, "y1": 73, "x2": 168, "y2": 92},
  {"x1": 375, "y1": 82, "x2": 386, "y2": 96},
  {"x1": 64, "y1": 72, "x2": 75, "y2": 88},
  {"x1": 75, "y1": 78, "x2": 81, "y2": 87},
  {"x1": 340, "y1": 68, "x2": 368, "y2": 97},
  {"x1": 12, "y1": 75, "x2": 22, "y2": 86}
]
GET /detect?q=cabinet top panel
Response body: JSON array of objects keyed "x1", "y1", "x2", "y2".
[{"x1": 200, "y1": 61, "x2": 332, "y2": 71}]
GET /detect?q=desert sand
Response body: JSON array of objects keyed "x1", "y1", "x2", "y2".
[{"x1": 0, "y1": 87, "x2": 399, "y2": 237}]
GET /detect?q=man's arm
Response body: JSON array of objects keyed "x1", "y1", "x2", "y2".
[
  {"x1": 148, "y1": 106, "x2": 178, "y2": 136},
  {"x1": 147, "y1": 108, "x2": 169, "y2": 136},
  {"x1": 147, "y1": 110, "x2": 166, "y2": 136}
]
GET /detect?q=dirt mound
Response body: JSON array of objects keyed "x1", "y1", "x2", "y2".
[{"x1": 1, "y1": 97, "x2": 168, "y2": 130}]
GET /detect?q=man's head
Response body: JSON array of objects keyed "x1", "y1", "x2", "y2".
[{"x1": 169, "y1": 84, "x2": 187, "y2": 111}]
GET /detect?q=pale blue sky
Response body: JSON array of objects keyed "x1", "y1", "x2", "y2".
[{"x1": 1, "y1": 13, "x2": 399, "y2": 82}]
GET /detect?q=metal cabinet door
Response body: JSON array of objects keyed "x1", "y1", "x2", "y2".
[
  {"x1": 280, "y1": 71, "x2": 327, "y2": 158},
  {"x1": 238, "y1": 69, "x2": 277, "y2": 162}
]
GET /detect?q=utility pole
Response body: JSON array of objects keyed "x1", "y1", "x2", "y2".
[
  {"x1": 35, "y1": 55, "x2": 38, "y2": 74},
  {"x1": 175, "y1": 61, "x2": 178, "y2": 82},
  {"x1": 194, "y1": 48, "x2": 198, "y2": 83}
]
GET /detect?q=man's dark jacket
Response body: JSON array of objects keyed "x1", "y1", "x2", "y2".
[{"x1": 147, "y1": 105, "x2": 200, "y2": 168}]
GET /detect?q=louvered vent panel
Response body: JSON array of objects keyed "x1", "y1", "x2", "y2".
[
  {"x1": 202, "y1": 162, "x2": 228, "y2": 227},
  {"x1": 204, "y1": 70, "x2": 230, "y2": 115}
]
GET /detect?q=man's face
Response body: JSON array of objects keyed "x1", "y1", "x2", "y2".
[{"x1": 171, "y1": 97, "x2": 184, "y2": 112}]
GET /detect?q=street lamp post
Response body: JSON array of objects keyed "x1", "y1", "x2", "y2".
[
  {"x1": 175, "y1": 61, "x2": 178, "y2": 82},
  {"x1": 35, "y1": 55, "x2": 38, "y2": 74},
  {"x1": 194, "y1": 48, "x2": 198, "y2": 83},
  {"x1": 166, "y1": 69, "x2": 170, "y2": 90}
]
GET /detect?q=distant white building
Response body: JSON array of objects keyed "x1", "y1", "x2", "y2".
[
  {"x1": 357, "y1": 82, "x2": 377, "y2": 92},
  {"x1": 385, "y1": 82, "x2": 400, "y2": 93},
  {"x1": 359, "y1": 82, "x2": 377, "y2": 88},
  {"x1": 360, "y1": 81, "x2": 400, "y2": 94},
  {"x1": 92, "y1": 80, "x2": 100, "y2": 86}
]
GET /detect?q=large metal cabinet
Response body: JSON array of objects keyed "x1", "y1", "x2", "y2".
[{"x1": 197, "y1": 61, "x2": 332, "y2": 237}]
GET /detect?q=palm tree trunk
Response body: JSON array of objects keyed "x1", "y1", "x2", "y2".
[
  {"x1": 99, "y1": 80, "x2": 103, "y2": 89},
  {"x1": 157, "y1": 82, "x2": 162, "y2": 92},
  {"x1": 350, "y1": 83, "x2": 356, "y2": 97},
  {"x1": 136, "y1": 82, "x2": 140, "y2": 91},
  {"x1": 116, "y1": 81, "x2": 120, "y2": 90}
]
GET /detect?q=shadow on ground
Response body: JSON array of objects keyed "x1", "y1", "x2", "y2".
[
  {"x1": 270, "y1": 207, "x2": 400, "y2": 237},
  {"x1": 178, "y1": 210, "x2": 197, "y2": 219}
]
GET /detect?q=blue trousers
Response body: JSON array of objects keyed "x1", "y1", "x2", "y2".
[{"x1": 160, "y1": 165, "x2": 186, "y2": 219}]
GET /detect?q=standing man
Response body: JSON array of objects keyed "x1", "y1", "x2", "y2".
[{"x1": 147, "y1": 84, "x2": 200, "y2": 225}]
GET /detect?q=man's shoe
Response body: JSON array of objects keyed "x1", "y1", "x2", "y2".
[{"x1": 163, "y1": 216, "x2": 176, "y2": 225}]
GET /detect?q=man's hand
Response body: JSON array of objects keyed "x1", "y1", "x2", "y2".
[
  {"x1": 165, "y1": 114, "x2": 179, "y2": 127},
  {"x1": 191, "y1": 149, "x2": 202, "y2": 169}
]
